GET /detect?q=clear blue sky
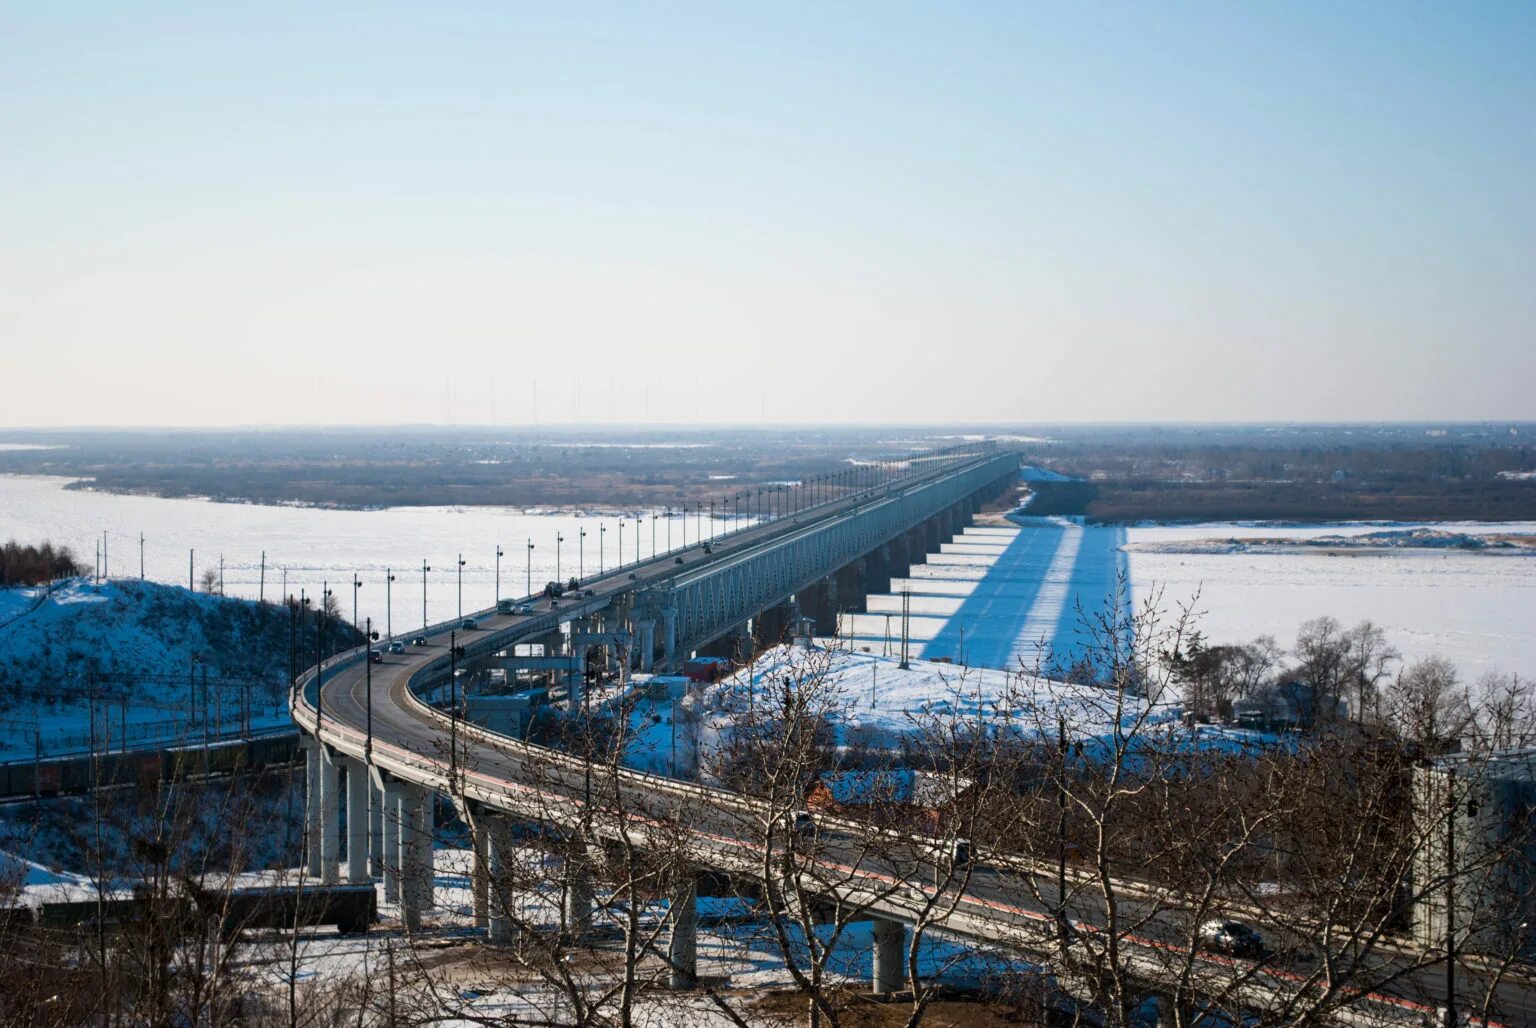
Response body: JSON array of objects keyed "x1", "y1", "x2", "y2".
[{"x1": 2, "y1": 2, "x2": 1532, "y2": 426}]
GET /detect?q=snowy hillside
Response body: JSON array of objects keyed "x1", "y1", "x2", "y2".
[{"x1": 0, "y1": 578, "x2": 357, "y2": 759}]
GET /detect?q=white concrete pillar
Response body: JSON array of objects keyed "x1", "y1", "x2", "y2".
[
  {"x1": 487, "y1": 817, "x2": 515, "y2": 944},
  {"x1": 636, "y1": 619, "x2": 656, "y2": 673},
  {"x1": 471, "y1": 817, "x2": 490, "y2": 929},
  {"x1": 400, "y1": 785, "x2": 432, "y2": 931},
  {"x1": 563, "y1": 844, "x2": 594, "y2": 939},
  {"x1": 345, "y1": 757, "x2": 369, "y2": 883},
  {"x1": 381, "y1": 785, "x2": 402, "y2": 903},
  {"x1": 668, "y1": 878, "x2": 698, "y2": 990},
  {"x1": 303, "y1": 738, "x2": 322, "y2": 878},
  {"x1": 368, "y1": 778, "x2": 385, "y2": 877},
  {"x1": 872, "y1": 917, "x2": 904, "y2": 994},
  {"x1": 661, "y1": 608, "x2": 677, "y2": 668},
  {"x1": 319, "y1": 747, "x2": 341, "y2": 885}
]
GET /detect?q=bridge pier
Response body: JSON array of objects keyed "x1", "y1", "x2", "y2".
[
  {"x1": 753, "y1": 601, "x2": 796, "y2": 653},
  {"x1": 635, "y1": 618, "x2": 655, "y2": 672},
  {"x1": 872, "y1": 916, "x2": 905, "y2": 994},
  {"x1": 835, "y1": 559, "x2": 867, "y2": 615},
  {"x1": 319, "y1": 746, "x2": 341, "y2": 885},
  {"x1": 563, "y1": 844, "x2": 595, "y2": 940},
  {"x1": 345, "y1": 756, "x2": 369, "y2": 883},
  {"x1": 906, "y1": 526, "x2": 929, "y2": 567},
  {"x1": 799, "y1": 577, "x2": 839, "y2": 636},
  {"x1": 487, "y1": 816, "x2": 516, "y2": 943},
  {"x1": 400, "y1": 784, "x2": 432, "y2": 931},
  {"x1": 924, "y1": 517, "x2": 943, "y2": 554},
  {"x1": 368, "y1": 777, "x2": 385, "y2": 877},
  {"x1": 888, "y1": 534, "x2": 912, "y2": 578},
  {"x1": 381, "y1": 782, "x2": 402, "y2": 902},
  {"x1": 668, "y1": 876, "x2": 698, "y2": 989},
  {"x1": 470, "y1": 817, "x2": 490, "y2": 929},
  {"x1": 865, "y1": 545, "x2": 892, "y2": 596},
  {"x1": 302, "y1": 737, "x2": 322, "y2": 879},
  {"x1": 661, "y1": 607, "x2": 678, "y2": 670}
]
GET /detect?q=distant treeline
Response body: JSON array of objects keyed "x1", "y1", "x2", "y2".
[{"x1": 1, "y1": 540, "x2": 90, "y2": 586}]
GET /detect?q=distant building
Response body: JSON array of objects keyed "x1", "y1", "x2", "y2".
[{"x1": 1412, "y1": 749, "x2": 1536, "y2": 959}]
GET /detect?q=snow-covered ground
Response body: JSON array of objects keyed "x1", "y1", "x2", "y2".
[
  {"x1": 0, "y1": 577, "x2": 296, "y2": 760},
  {"x1": 839, "y1": 515, "x2": 1536, "y2": 681}
]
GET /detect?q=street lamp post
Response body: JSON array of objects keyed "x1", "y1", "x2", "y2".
[
  {"x1": 651, "y1": 514, "x2": 657, "y2": 558},
  {"x1": 557, "y1": 533, "x2": 563, "y2": 584},
  {"x1": 495, "y1": 545, "x2": 503, "y2": 607},
  {"x1": 385, "y1": 569, "x2": 395, "y2": 642},
  {"x1": 456, "y1": 553, "x2": 466, "y2": 620},
  {"x1": 421, "y1": 560, "x2": 431, "y2": 632},
  {"x1": 351, "y1": 573, "x2": 362, "y2": 630},
  {"x1": 579, "y1": 527, "x2": 586, "y2": 581},
  {"x1": 599, "y1": 523, "x2": 606, "y2": 576},
  {"x1": 618, "y1": 520, "x2": 625, "y2": 568},
  {"x1": 667, "y1": 508, "x2": 672, "y2": 552},
  {"x1": 526, "y1": 539, "x2": 535, "y2": 597}
]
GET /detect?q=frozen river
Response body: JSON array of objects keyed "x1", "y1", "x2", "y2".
[
  {"x1": 0, "y1": 475, "x2": 728, "y2": 638},
  {"x1": 3, "y1": 474, "x2": 1533, "y2": 679}
]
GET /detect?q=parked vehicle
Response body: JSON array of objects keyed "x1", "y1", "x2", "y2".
[{"x1": 1199, "y1": 919, "x2": 1264, "y2": 957}]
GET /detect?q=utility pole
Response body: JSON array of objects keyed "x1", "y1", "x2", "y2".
[
  {"x1": 139, "y1": 533, "x2": 145, "y2": 580},
  {"x1": 526, "y1": 538, "x2": 534, "y2": 597},
  {"x1": 456, "y1": 554, "x2": 465, "y2": 620},
  {"x1": 421, "y1": 560, "x2": 431, "y2": 632},
  {"x1": 495, "y1": 546, "x2": 502, "y2": 607},
  {"x1": 579, "y1": 528, "x2": 585, "y2": 581},
  {"x1": 898, "y1": 589, "x2": 911, "y2": 670},
  {"x1": 189, "y1": 549, "x2": 194, "y2": 592},
  {"x1": 557, "y1": 533, "x2": 563, "y2": 583},
  {"x1": 385, "y1": 569, "x2": 395, "y2": 641},
  {"x1": 352, "y1": 573, "x2": 362, "y2": 629}
]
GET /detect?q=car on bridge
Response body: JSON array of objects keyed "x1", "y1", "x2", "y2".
[
  {"x1": 387, "y1": 640, "x2": 405, "y2": 654},
  {"x1": 410, "y1": 634, "x2": 429, "y2": 647},
  {"x1": 460, "y1": 617, "x2": 479, "y2": 630},
  {"x1": 1199, "y1": 918, "x2": 1265, "y2": 958}
]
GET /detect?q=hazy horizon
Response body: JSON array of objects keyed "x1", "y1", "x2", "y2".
[{"x1": 4, "y1": 3, "x2": 1533, "y2": 427}]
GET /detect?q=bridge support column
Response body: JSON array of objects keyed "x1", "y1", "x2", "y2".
[
  {"x1": 471, "y1": 817, "x2": 490, "y2": 929},
  {"x1": 563, "y1": 843, "x2": 595, "y2": 940},
  {"x1": 319, "y1": 747, "x2": 341, "y2": 885},
  {"x1": 835, "y1": 559, "x2": 868, "y2": 615},
  {"x1": 865, "y1": 545, "x2": 892, "y2": 596},
  {"x1": 753, "y1": 601, "x2": 795, "y2": 653},
  {"x1": 872, "y1": 917, "x2": 905, "y2": 994},
  {"x1": 636, "y1": 618, "x2": 655, "y2": 673},
  {"x1": 889, "y1": 534, "x2": 912, "y2": 578},
  {"x1": 368, "y1": 777, "x2": 385, "y2": 877},
  {"x1": 907, "y1": 527, "x2": 929, "y2": 566},
  {"x1": 924, "y1": 517, "x2": 942, "y2": 554},
  {"x1": 302, "y1": 737, "x2": 322, "y2": 879},
  {"x1": 345, "y1": 756, "x2": 369, "y2": 884},
  {"x1": 661, "y1": 607, "x2": 678, "y2": 670},
  {"x1": 487, "y1": 816, "x2": 516, "y2": 943},
  {"x1": 381, "y1": 783, "x2": 402, "y2": 902},
  {"x1": 799, "y1": 578, "x2": 839, "y2": 636},
  {"x1": 400, "y1": 785, "x2": 432, "y2": 932},
  {"x1": 668, "y1": 877, "x2": 698, "y2": 989}
]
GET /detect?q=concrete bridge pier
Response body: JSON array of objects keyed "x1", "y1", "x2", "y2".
[
  {"x1": 835, "y1": 559, "x2": 868, "y2": 615},
  {"x1": 400, "y1": 784, "x2": 433, "y2": 931},
  {"x1": 345, "y1": 756, "x2": 370, "y2": 883},
  {"x1": 865, "y1": 545, "x2": 893, "y2": 596},
  {"x1": 368, "y1": 776, "x2": 385, "y2": 878},
  {"x1": 799, "y1": 577, "x2": 840, "y2": 636},
  {"x1": 925, "y1": 516, "x2": 944, "y2": 553},
  {"x1": 470, "y1": 816, "x2": 490, "y2": 929},
  {"x1": 668, "y1": 876, "x2": 698, "y2": 989},
  {"x1": 635, "y1": 618, "x2": 655, "y2": 672},
  {"x1": 319, "y1": 746, "x2": 342, "y2": 885},
  {"x1": 888, "y1": 534, "x2": 912, "y2": 578},
  {"x1": 486, "y1": 816, "x2": 516, "y2": 943},
  {"x1": 662, "y1": 607, "x2": 678, "y2": 670},
  {"x1": 302, "y1": 737, "x2": 323, "y2": 879},
  {"x1": 872, "y1": 916, "x2": 905, "y2": 994},
  {"x1": 907, "y1": 526, "x2": 929, "y2": 567},
  {"x1": 380, "y1": 782, "x2": 403, "y2": 903},
  {"x1": 753, "y1": 601, "x2": 796, "y2": 653},
  {"x1": 563, "y1": 844, "x2": 595, "y2": 940}
]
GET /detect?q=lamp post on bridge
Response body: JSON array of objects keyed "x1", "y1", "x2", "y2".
[
  {"x1": 385, "y1": 569, "x2": 395, "y2": 642},
  {"x1": 618, "y1": 520, "x2": 625, "y2": 568},
  {"x1": 456, "y1": 554, "x2": 466, "y2": 620},
  {"x1": 351, "y1": 573, "x2": 363, "y2": 632},
  {"x1": 526, "y1": 538, "x2": 535, "y2": 597},
  {"x1": 579, "y1": 527, "x2": 586, "y2": 581},
  {"x1": 420, "y1": 560, "x2": 431, "y2": 633},
  {"x1": 599, "y1": 523, "x2": 605, "y2": 576},
  {"x1": 556, "y1": 533, "x2": 563, "y2": 584},
  {"x1": 495, "y1": 545, "x2": 503, "y2": 607}
]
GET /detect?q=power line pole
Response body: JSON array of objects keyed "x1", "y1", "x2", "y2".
[{"x1": 898, "y1": 589, "x2": 911, "y2": 670}]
